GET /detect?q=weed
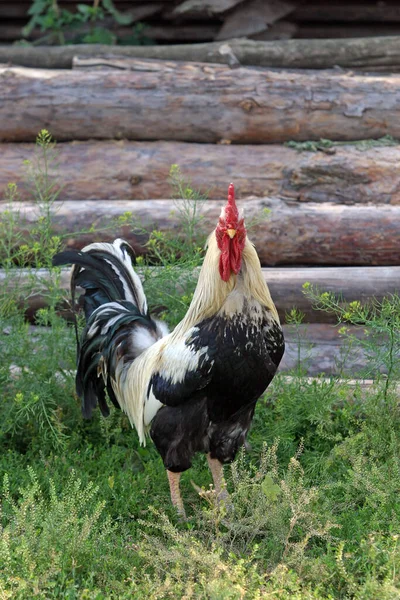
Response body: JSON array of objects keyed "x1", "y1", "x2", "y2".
[
  {"x1": 21, "y1": 0, "x2": 150, "y2": 46},
  {"x1": 0, "y1": 468, "x2": 123, "y2": 598},
  {"x1": 134, "y1": 164, "x2": 208, "y2": 326},
  {"x1": 303, "y1": 283, "x2": 400, "y2": 398}
]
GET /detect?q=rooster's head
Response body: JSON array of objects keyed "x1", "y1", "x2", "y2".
[{"x1": 215, "y1": 184, "x2": 247, "y2": 282}]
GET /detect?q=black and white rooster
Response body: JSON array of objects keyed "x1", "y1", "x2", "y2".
[{"x1": 53, "y1": 184, "x2": 284, "y2": 516}]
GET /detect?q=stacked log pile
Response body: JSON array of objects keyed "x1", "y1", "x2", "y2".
[
  {"x1": 2, "y1": 1, "x2": 400, "y2": 45},
  {"x1": 1, "y1": 58, "x2": 400, "y2": 310},
  {"x1": 1, "y1": 3, "x2": 400, "y2": 374}
]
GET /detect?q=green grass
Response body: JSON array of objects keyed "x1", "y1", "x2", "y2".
[
  {"x1": 2, "y1": 358, "x2": 400, "y2": 598},
  {"x1": 1, "y1": 133, "x2": 400, "y2": 598}
]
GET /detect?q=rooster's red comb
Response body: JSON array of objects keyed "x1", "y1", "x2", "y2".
[{"x1": 225, "y1": 183, "x2": 239, "y2": 225}]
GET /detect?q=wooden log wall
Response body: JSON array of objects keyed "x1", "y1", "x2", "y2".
[
  {"x1": 0, "y1": 59, "x2": 399, "y2": 276},
  {"x1": 2, "y1": 38, "x2": 400, "y2": 71},
  {"x1": 1, "y1": 21, "x2": 400, "y2": 341}
]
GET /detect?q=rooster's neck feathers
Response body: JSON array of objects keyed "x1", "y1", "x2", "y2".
[{"x1": 174, "y1": 232, "x2": 279, "y2": 336}]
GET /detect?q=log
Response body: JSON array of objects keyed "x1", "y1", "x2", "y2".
[
  {"x1": 295, "y1": 25, "x2": 400, "y2": 39},
  {"x1": 0, "y1": 322, "x2": 375, "y2": 378},
  {"x1": 2, "y1": 140, "x2": 400, "y2": 205},
  {"x1": 263, "y1": 266, "x2": 400, "y2": 323},
  {"x1": 2, "y1": 198, "x2": 400, "y2": 267},
  {"x1": 1, "y1": 37, "x2": 400, "y2": 71},
  {"x1": 3, "y1": 266, "x2": 400, "y2": 324},
  {"x1": 171, "y1": 0, "x2": 243, "y2": 17},
  {"x1": 4, "y1": 61, "x2": 400, "y2": 143},
  {"x1": 279, "y1": 324, "x2": 369, "y2": 376},
  {"x1": 292, "y1": 3, "x2": 400, "y2": 23},
  {"x1": 5, "y1": 325, "x2": 381, "y2": 378},
  {"x1": 216, "y1": 0, "x2": 300, "y2": 41},
  {"x1": 252, "y1": 21, "x2": 298, "y2": 41}
]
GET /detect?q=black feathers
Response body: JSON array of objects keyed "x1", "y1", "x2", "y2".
[
  {"x1": 149, "y1": 302, "x2": 285, "y2": 471},
  {"x1": 53, "y1": 243, "x2": 144, "y2": 319},
  {"x1": 53, "y1": 240, "x2": 162, "y2": 419}
]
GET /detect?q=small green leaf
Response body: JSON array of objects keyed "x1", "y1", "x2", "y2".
[
  {"x1": 112, "y1": 11, "x2": 134, "y2": 26},
  {"x1": 27, "y1": 0, "x2": 49, "y2": 16},
  {"x1": 261, "y1": 475, "x2": 281, "y2": 502},
  {"x1": 77, "y1": 4, "x2": 93, "y2": 16},
  {"x1": 102, "y1": 0, "x2": 133, "y2": 25}
]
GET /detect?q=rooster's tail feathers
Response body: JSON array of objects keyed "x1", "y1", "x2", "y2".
[
  {"x1": 52, "y1": 239, "x2": 169, "y2": 421},
  {"x1": 53, "y1": 238, "x2": 147, "y2": 318},
  {"x1": 76, "y1": 301, "x2": 156, "y2": 418}
]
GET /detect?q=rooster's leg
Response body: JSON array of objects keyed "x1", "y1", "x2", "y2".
[
  {"x1": 207, "y1": 454, "x2": 229, "y2": 502},
  {"x1": 167, "y1": 470, "x2": 186, "y2": 518}
]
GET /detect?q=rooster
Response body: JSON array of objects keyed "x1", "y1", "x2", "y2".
[{"x1": 53, "y1": 184, "x2": 284, "y2": 517}]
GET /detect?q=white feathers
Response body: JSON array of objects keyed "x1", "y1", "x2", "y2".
[
  {"x1": 218, "y1": 289, "x2": 245, "y2": 317},
  {"x1": 154, "y1": 319, "x2": 169, "y2": 339},
  {"x1": 109, "y1": 327, "x2": 210, "y2": 446},
  {"x1": 101, "y1": 314, "x2": 122, "y2": 335},
  {"x1": 130, "y1": 319, "x2": 170, "y2": 358},
  {"x1": 87, "y1": 322, "x2": 99, "y2": 338},
  {"x1": 131, "y1": 326, "x2": 159, "y2": 355},
  {"x1": 111, "y1": 337, "x2": 167, "y2": 445},
  {"x1": 144, "y1": 386, "x2": 163, "y2": 427},
  {"x1": 158, "y1": 331, "x2": 207, "y2": 385},
  {"x1": 87, "y1": 302, "x2": 134, "y2": 336},
  {"x1": 82, "y1": 239, "x2": 148, "y2": 313}
]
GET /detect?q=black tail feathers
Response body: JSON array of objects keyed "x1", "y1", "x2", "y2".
[
  {"x1": 53, "y1": 239, "x2": 167, "y2": 419},
  {"x1": 53, "y1": 239, "x2": 148, "y2": 320}
]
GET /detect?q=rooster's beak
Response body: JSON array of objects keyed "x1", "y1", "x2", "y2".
[{"x1": 227, "y1": 229, "x2": 236, "y2": 239}]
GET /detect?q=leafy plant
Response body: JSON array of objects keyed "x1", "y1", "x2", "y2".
[
  {"x1": 303, "y1": 283, "x2": 400, "y2": 398},
  {"x1": 21, "y1": 0, "x2": 149, "y2": 46},
  {"x1": 0, "y1": 468, "x2": 120, "y2": 598},
  {"x1": 285, "y1": 135, "x2": 399, "y2": 153}
]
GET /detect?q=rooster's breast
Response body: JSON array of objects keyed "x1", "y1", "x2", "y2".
[{"x1": 189, "y1": 307, "x2": 284, "y2": 422}]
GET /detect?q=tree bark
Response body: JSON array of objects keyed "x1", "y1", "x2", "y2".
[
  {"x1": 2, "y1": 198, "x2": 400, "y2": 266},
  {"x1": 2, "y1": 140, "x2": 400, "y2": 204},
  {"x1": 292, "y1": 3, "x2": 400, "y2": 23},
  {"x1": 171, "y1": 0, "x2": 243, "y2": 17},
  {"x1": 3, "y1": 266, "x2": 400, "y2": 324},
  {"x1": 215, "y1": 0, "x2": 300, "y2": 41},
  {"x1": 3, "y1": 60, "x2": 400, "y2": 143},
  {"x1": 294, "y1": 24, "x2": 400, "y2": 39},
  {"x1": 2, "y1": 37, "x2": 400, "y2": 70}
]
